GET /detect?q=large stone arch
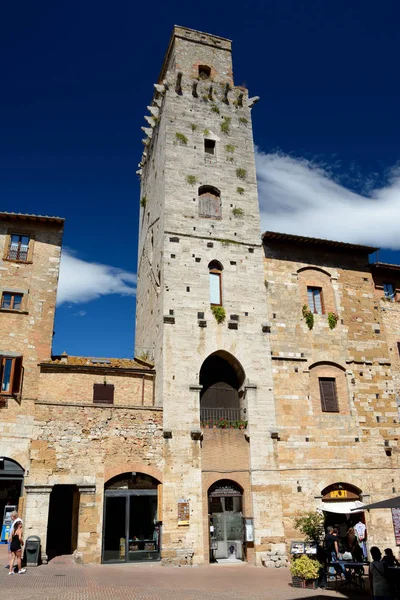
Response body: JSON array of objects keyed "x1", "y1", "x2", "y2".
[{"x1": 104, "y1": 462, "x2": 163, "y2": 485}]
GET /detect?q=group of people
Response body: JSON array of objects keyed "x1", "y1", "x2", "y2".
[
  {"x1": 5, "y1": 510, "x2": 26, "y2": 575},
  {"x1": 319, "y1": 523, "x2": 399, "y2": 598}
]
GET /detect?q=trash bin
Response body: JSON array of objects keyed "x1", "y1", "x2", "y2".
[{"x1": 24, "y1": 535, "x2": 41, "y2": 567}]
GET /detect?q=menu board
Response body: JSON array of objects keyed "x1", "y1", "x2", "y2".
[
  {"x1": 178, "y1": 500, "x2": 190, "y2": 525},
  {"x1": 392, "y1": 508, "x2": 400, "y2": 546}
]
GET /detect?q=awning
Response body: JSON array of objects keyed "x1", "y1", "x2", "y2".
[
  {"x1": 319, "y1": 501, "x2": 365, "y2": 514},
  {"x1": 351, "y1": 496, "x2": 400, "y2": 511}
]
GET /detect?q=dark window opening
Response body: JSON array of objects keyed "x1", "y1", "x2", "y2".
[
  {"x1": 93, "y1": 383, "x2": 114, "y2": 404},
  {"x1": 209, "y1": 260, "x2": 223, "y2": 306},
  {"x1": 204, "y1": 139, "x2": 216, "y2": 155},
  {"x1": 1, "y1": 293, "x2": 23, "y2": 311},
  {"x1": 7, "y1": 234, "x2": 30, "y2": 262},
  {"x1": 198, "y1": 65, "x2": 211, "y2": 80},
  {"x1": 307, "y1": 286, "x2": 324, "y2": 314},
  {"x1": 319, "y1": 378, "x2": 339, "y2": 412},
  {"x1": 0, "y1": 356, "x2": 22, "y2": 396}
]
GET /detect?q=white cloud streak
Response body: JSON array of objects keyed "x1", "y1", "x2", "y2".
[
  {"x1": 57, "y1": 250, "x2": 136, "y2": 305},
  {"x1": 256, "y1": 149, "x2": 400, "y2": 249}
]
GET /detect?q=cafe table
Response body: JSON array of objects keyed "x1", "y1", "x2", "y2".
[{"x1": 329, "y1": 561, "x2": 367, "y2": 593}]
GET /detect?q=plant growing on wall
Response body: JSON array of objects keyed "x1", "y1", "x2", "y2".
[
  {"x1": 220, "y1": 116, "x2": 231, "y2": 134},
  {"x1": 226, "y1": 156, "x2": 234, "y2": 163},
  {"x1": 327, "y1": 312, "x2": 339, "y2": 329},
  {"x1": 294, "y1": 511, "x2": 325, "y2": 542},
  {"x1": 175, "y1": 132, "x2": 188, "y2": 145},
  {"x1": 186, "y1": 175, "x2": 197, "y2": 186},
  {"x1": 190, "y1": 123, "x2": 198, "y2": 131},
  {"x1": 237, "y1": 187, "x2": 245, "y2": 194},
  {"x1": 239, "y1": 116, "x2": 248, "y2": 124},
  {"x1": 236, "y1": 168, "x2": 247, "y2": 180},
  {"x1": 232, "y1": 207, "x2": 244, "y2": 217},
  {"x1": 302, "y1": 305, "x2": 314, "y2": 330},
  {"x1": 203, "y1": 128, "x2": 210, "y2": 137},
  {"x1": 225, "y1": 144, "x2": 235, "y2": 153},
  {"x1": 211, "y1": 306, "x2": 226, "y2": 324},
  {"x1": 140, "y1": 196, "x2": 147, "y2": 208},
  {"x1": 211, "y1": 104, "x2": 220, "y2": 114}
]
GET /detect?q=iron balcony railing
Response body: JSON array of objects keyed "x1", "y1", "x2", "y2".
[{"x1": 200, "y1": 407, "x2": 246, "y2": 428}]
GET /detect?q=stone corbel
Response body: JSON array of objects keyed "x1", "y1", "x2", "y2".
[
  {"x1": 141, "y1": 127, "x2": 153, "y2": 138},
  {"x1": 78, "y1": 485, "x2": 96, "y2": 495},
  {"x1": 147, "y1": 106, "x2": 159, "y2": 118},
  {"x1": 153, "y1": 83, "x2": 166, "y2": 94},
  {"x1": 247, "y1": 96, "x2": 260, "y2": 108},
  {"x1": 153, "y1": 97, "x2": 163, "y2": 108},
  {"x1": 24, "y1": 485, "x2": 53, "y2": 495},
  {"x1": 144, "y1": 115, "x2": 157, "y2": 127}
]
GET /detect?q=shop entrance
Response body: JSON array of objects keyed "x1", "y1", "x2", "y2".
[
  {"x1": 0, "y1": 457, "x2": 24, "y2": 543},
  {"x1": 320, "y1": 482, "x2": 367, "y2": 560},
  {"x1": 102, "y1": 472, "x2": 161, "y2": 563},
  {"x1": 208, "y1": 480, "x2": 244, "y2": 561},
  {"x1": 46, "y1": 485, "x2": 79, "y2": 560}
]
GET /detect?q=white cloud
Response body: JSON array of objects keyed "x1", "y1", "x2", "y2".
[
  {"x1": 57, "y1": 250, "x2": 137, "y2": 305},
  {"x1": 72, "y1": 310, "x2": 87, "y2": 317},
  {"x1": 256, "y1": 149, "x2": 400, "y2": 249}
]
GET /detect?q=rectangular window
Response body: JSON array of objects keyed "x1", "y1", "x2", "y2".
[
  {"x1": 204, "y1": 139, "x2": 216, "y2": 155},
  {"x1": 397, "y1": 342, "x2": 400, "y2": 357},
  {"x1": 383, "y1": 282, "x2": 395, "y2": 300},
  {"x1": 307, "y1": 287, "x2": 323, "y2": 314},
  {"x1": 7, "y1": 234, "x2": 30, "y2": 262},
  {"x1": 319, "y1": 378, "x2": 339, "y2": 412},
  {"x1": 209, "y1": 272, "x2": 221, "y2": 305},
  {"x1": 1, "y1": 292, "x2": 23, "y2": 311},
  {"x1": 0, "y1": 356, "x2": 22, "y2": 396},
  {"x1": 93, "y1": 383, "x2": 114, "y2": 404}
]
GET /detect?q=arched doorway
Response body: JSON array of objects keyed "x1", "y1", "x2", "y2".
[
  {"x1": 208, "y1": 479, "x2": 244, "y2": 561},
  {"x1": 102, "y1": 472, "x2": 161, "y2": 563},
  {"x1": 200, "y1": 351, "x2": 246, "y2": 427},
  {"x1": 0, "y1": 458, "x2": 24, "y2": 542},
  {"x1": 320, "y1": 482, "x2": 367, "y2": 560}
]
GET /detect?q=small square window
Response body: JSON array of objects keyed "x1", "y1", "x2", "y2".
[
  {"x1": 7, "y1": 234, "x2": 30, "y2": 262},
  {"x1": 204, "y1": 139, "x2": 216, "y2": 155},
  {"x1": 307, "y1": 287, "x2": 323, "y2": 314},
  {"x1": 1, "y1": 293, "x2": 23, "y2": 311},
  {"x1": 383, "y1": 282, "x2": 395, "y2": 300},
  {"x1": 93, "y1": 383, "x2": 114, "y2": 404}
]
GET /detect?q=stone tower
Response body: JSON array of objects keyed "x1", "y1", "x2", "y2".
[{"x1": 135, "y1": 26, "x2": 280, "y2": 565}]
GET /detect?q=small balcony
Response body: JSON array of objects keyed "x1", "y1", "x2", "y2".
[{"x1": 200, "y1": 407, "x2": 247, "y2": 429}]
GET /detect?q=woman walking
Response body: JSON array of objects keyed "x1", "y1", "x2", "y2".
[{"x1": 8, "y1": 521, "x2": 26, "y2": 575}]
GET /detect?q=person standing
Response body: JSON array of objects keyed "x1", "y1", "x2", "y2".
[
  {"x1": 6, "y1": 511, "x2": 22, "y2": 570},
  {"x1": 324, "y1": 526, "x2": 339, "y2": 578},
  {"x1": 369, "y1": 546, "x2": 392, "y2": 600},
  {"x1": 8, "y1": 521, "x2": 26, "y2": 575}
]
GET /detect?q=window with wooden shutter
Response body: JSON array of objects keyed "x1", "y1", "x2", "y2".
[
  {"x1": 198, "y1": 185, "x2": 221, "y2": 220},
  {"x1": 319, "y1": 378, "x2": 339, "y2": 412},
  {"x1": 0, "y1": 356, "x2": 23, "y2": 396},
  {"x1": 93, "y1": 383, "x2": 114, "y2": 404}
]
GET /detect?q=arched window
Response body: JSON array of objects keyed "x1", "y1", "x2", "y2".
[
  {"x1": 309, "y1": 362, "x2": 348, "y2": 414},
  {"x1": 209, "y1": 260, "x2": 223, "y2": 306},
  {"x1": 199, "y1": 186, "x2": 221, "y2": 220},
  {"x1": 198, "y1": 65, "x2": 211, "y2": 80}
]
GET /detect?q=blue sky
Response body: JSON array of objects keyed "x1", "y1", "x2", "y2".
[{"x1": 1, "y1": 1, "x2": 400, "y2": 358}]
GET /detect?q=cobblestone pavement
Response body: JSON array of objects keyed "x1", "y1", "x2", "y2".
[{"x1": 0, "y1": 545, "x2": 366, "y2": 600}]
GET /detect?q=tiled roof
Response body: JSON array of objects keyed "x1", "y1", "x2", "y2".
[
  {"x1": 0, "y1": 212, "x2": 64, "y2": 224},
  {"x1": 262, "y1": 230, "x2": 378, "y2": 253},
  {"x1": 44, "y1": 355, "x2": 154, "y2": 370},
  {"x1": 371, "y1": 262, "x2": 400, "y2": 271}
]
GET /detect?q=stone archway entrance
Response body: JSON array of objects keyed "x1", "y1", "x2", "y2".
[
  {"x1": 0, "y1": 457, "x2": 24, "y2": 542},
  {"x1": 102, "y1": 472, "x2": 161, "y2": 563},
  {"x1": 208, "y1": 479, "x2": 244, "y2": 562}
]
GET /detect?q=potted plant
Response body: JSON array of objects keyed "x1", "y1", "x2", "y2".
[{"x1": 290, "y1": 554, "x2": 321, "y2": 589}]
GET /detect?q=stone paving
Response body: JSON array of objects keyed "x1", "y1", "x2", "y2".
[{"x1": 0, "y1": 545, "x2": 367, "y2": 600}]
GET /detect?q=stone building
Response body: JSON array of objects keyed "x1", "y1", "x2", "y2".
[{"x1": 1, "y1": 26, "x2": 400, "y2": 568}]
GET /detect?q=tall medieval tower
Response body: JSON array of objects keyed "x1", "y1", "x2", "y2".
[{"x1": 136, "y1": 26, "x2": 281, "y2": 565}]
